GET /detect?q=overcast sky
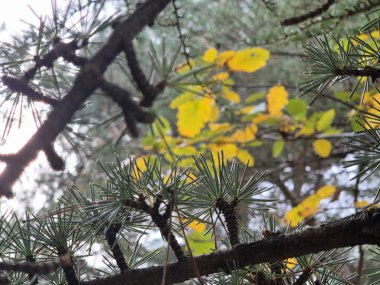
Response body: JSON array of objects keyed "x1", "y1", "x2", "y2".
[{"x1": 0, "y1": 0, "x2": 53, "y2": 37}]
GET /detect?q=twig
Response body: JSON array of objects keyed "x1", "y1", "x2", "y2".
[
  {"x1": 105, "y1": 223, "x2": 129, "y2": 272},
  {"x1": 2, "y1": 75, "x2": 59, "y2": 107},
  {"x1": 281, "y1": 0, "x2": 336, "y2": 26}
]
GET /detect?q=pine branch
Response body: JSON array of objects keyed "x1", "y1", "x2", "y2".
[
  {"x1": 0, "y1": 256, "x2": 70, "y2": 275},
  {"x1": 123, "y1": 41, "x2": 163, "y2": 107},
  {"x1": 0, "y1": 0, "x2": 171, "y2": 198},
  {"x1": 1, "y1": 75, "x2": 59, "y2": 107},
  {"x1": 23, "y1": 38, "x2": 87, "y2": 81},
  {"x1": 57, "y1": 247, "x2": 78, "y2": 285},
  {"x1": 335, "y1": 67, "x2": 380, "y2": 82},
  {"x1": 216, "y1": 198, "x2": 240, "y2": 247},
  {"x1": 105, "y1": 224, "x2": 129, "y2": 272},
  {"x1": 98, "y1": 79, "x2": 155, "y2": 138},
  {"x1": 82, "y1": 208, "x2": 380, "y2": 285},
  {"x1": 25, "y1": 255, "x2": 38, "y2": 285},
  {"x1": 137, "y1": 194, "x2": 186, "y2": 262}
]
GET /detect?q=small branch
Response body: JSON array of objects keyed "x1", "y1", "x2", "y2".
[
  {"x1": 0, "y1": 256, "x2": 69, "y2": 275},
  {"x1": 98, "y1": 79, "x2": 155, "y2": 137},
  {"x1": 43, "y1": 143, "x2": 65, "y2": 171},
  {"x1": 216, "y1": 198, "x2": 240, "y2": 247},
  {"x1": 57, "y1": 247, "x2": 79, "y2": 285},
  {"x1": 355, "y1": 245, "x2": 365, "y2": 285},
  {"x1": 281, "y1": 0, "x2": 336, "y2": 26},
  {"x1": 82, "y1": 208, "x2": 380, "y2": 285},
  {"x1": 293, "y1": 267, "x2": 313, "y2": 285},
  {"x1": 335, "y1": 67, "x2": 380, "y2": 82},
  {"x1": 123, "y1": 41, "x2": 163, "y2": 107},
  {"x1": 25, "y1": 255, "x2": 38, "y2": 285},
  {"x1": 1, "y1": 75, "x2": 59, "y2": 107},
  {"x1": 23, "y1": 39, "x2": 87, "y2": 81},
  {"x1": 137, "y1": 194, "x2": 186, "y2": 261},
  {"x1": 0, "y1": 277, "x2": 10, "y2": 285},
  {"x1": 105, "y1": 224, "x2": 129, "y2": 272}
]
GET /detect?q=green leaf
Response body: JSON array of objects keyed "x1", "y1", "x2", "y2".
[
  {"x1": 272, "y1": 140, "x2": 285, "y2": 158},
  {"x1": 187, "y1": 230, "x2": 214, "y2": 256},
  {"x1": 246, "y1": 92, "x2": 264, "y2": 103},
  {"x1": 316, "y1": 109, "x2": 335, "y2": 132},
  {"x1": 287, "y1": 98, "x2": 308, "y2": 120},
  {"x1": 248, "y1": 140, "x2": 263, "y2": 147}
]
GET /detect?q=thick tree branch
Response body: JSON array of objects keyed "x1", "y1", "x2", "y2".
[
  {"x1": 123, "y1": 41, "x2": 163, "y2": 107},
  {"x1": 83, "y1": 208, "x2": 380, "y2": 285},
  {"x1": 0, "y1": 255, "x2": 70, "y2": 275},
  {"x1": 98, "y1": 79, "x2": 155, "y2": 137},
  {"x1": 0, "y1": 0, "x2": 171, "y2": 198}
]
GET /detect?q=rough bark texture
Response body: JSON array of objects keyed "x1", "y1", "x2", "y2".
[{"x1": 82, "y1": 208, "x2": 380, "y2": 285}]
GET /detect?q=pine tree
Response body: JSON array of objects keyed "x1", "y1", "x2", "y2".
[{"x1": 0, "y1": 1, "x2": 379, "y2": 284}]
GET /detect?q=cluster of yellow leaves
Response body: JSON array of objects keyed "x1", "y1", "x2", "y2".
[
  {"x1": 267, "y1": 85, "x2": 289, "y2": 116},
  {"x1": 360, "y1": 92, "x2": 380, "y2": 128},
  {"x1": 208, "y1": 143, "x2": 255, "y2": 167},
  {"x1": 285, "y1": 185, "x2": 336, "y2": 227},
  {"x1": 170, "y1": 86, "x2": 216, "y2": 138},
  {"x1": 352, "y1": 30, "x2": 380, "y2": 46},
  {"x1": 203, "y1": 47, "x2": 270, "y2": 73}
]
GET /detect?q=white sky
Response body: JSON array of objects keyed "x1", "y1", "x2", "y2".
[
  {"x1": 0, "y1": 0, "x2": 53, "y2": 37},
  {"x1": 0, "y1": 1, "x2": 61, "y2": 212}
]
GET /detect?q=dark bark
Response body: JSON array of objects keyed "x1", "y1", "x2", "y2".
[
  {"x1": 82, "y1": 208, "x2": 380, "y2": 285},
  {"x1": 281, "y1": 0, "x2": 336, "y2": 26}
]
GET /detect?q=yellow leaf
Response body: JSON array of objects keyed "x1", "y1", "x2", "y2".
[
  {"x1": 209, "y1": 105, "x2": 220, "y2": 122},
  {"x1": 175, "y1": 59, "x2": 196, "y2": 74},
  {"x1": 213, "y1": 72, "x2": 229, "y2": 81},
  {"x1": 237, "y1": 149, "x2": 254, "y2": 167},
  {"x1": 209, "y1": 123, "x2": 232, "y2": 132},
  {"x1": 267, "y1": 85, "x2": 289, "y2": 116},
  {"x1": 170, "y1": 92, "x2": 196, "y2": 109},
  {"x1": 371, "y1": 30, "x2": 380, "y2": 39},
  {"x1": 241, "y1": 105, "x2": 255, "y2": 114},
  {"x1": 188, "y1": 220, "x2": 206, "y2": 232},
  {"x1": 227, "y1": 48, "x2": 270, "y2": 73},
  {"x1": 352, "y1": 34, "x2": 369, "y2": 46},
  {"x1": 172, "y1": 145, "x2": 198, "y2": 156},
  {"x1": 203, "y1": 47, "x2": 218, "y2": 63},
  {"x1": 316, "y1": 185, "x2": 336, "y2": 199},
  {"x1": 209, "y1": 143, "x2": 238, "y2": 161},
  {"x1": 355, "y1": 200, "x2": 369, "y2": 208},
  {"x1": 252, "y1": 114, "x2": 271, "y2": 124},
  {"x1": 216, "y1": 50, "x2": 235, "y2": 67},
  {"x1": 177, "y1": 96, "x2": 214, "y2": 137},
  {"x1": 285, "y1": 258, "x2": 297, "y2": 270},
  {"x1": 313, "y1": 139, "x2": 332, "y2": 158},
  {"x1": 284, "y1": 207, "x2": 304, "y2": 227},
  {"x1": 128, "y1": 156, "x2": 148, "y2": 180},
  {"x1": 230, "y1": 124, "x2": 257, "y2": 143},
  {"x1": 295, "y1": 126, "x2": 314, "y2": 137},
  {"x1": 222, "y1": 90, "x2": 241, "y2": 103}
]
